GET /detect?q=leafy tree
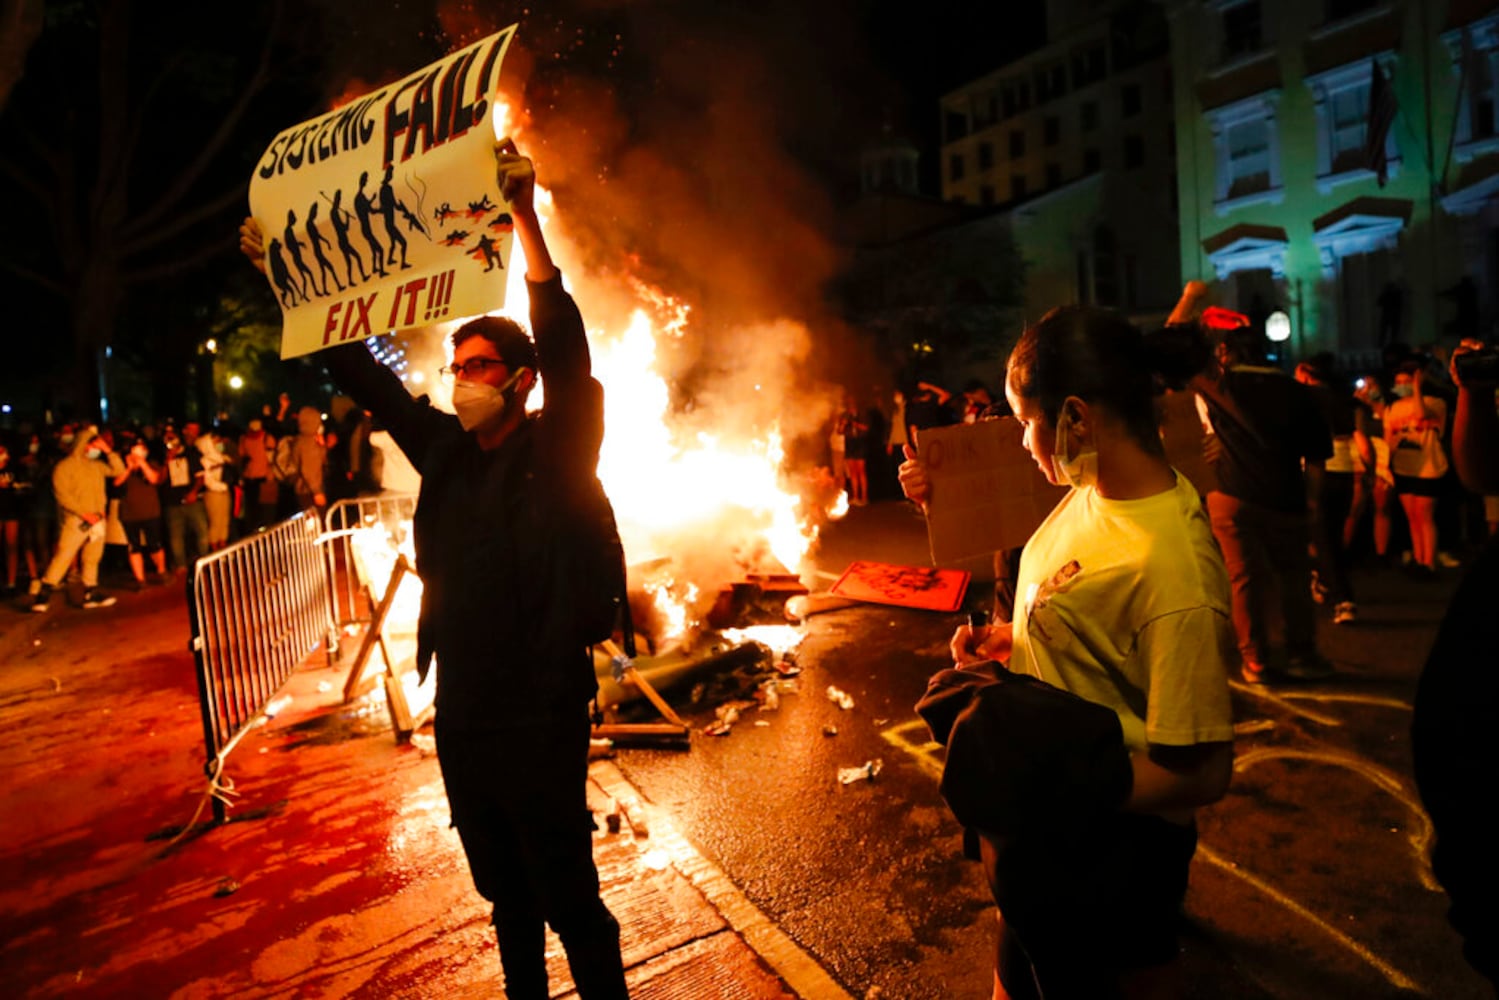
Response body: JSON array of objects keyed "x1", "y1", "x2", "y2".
[{"x1": 0, "y1": 0, "x2": 334, "y2": 419}]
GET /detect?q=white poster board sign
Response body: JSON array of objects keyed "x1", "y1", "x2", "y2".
[{"x1": 247, "y1": 26, "x2": 518, "y2": 359}]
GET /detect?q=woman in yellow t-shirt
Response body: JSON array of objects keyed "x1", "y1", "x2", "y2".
[
  {"x1": 1384, "y1": 360, "x2": 1449, "y2": 575},
  {"x1": 901, "y1": 306, "x2": 1236, "y2": 999}
]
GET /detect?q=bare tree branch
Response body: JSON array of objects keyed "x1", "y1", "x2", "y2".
[
  {"x1": 120, "y1": 182, "x2": 248, "y2": 259},
  {"x1": 123, "y1": 0, "x2": 284, "y2": 240}
]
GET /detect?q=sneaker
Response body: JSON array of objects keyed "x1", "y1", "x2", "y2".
[
  {"x1": 1309, "y1": 571, "x2": 1328, "y2": 605},
  {"x1": 1280, "y1": 654, "x2": 1336, "y2": 681},
  {"x1": 1437, "y1": 551, "x2": 1462, "y2": 569},
  {"x1": 1333, "y1": 601, "x2": 1358, "y2": 625},
  {"x1": 1240, "y1": 660, "x2": 1267, "y2": 685},
  {"x1": 30, "y1": 584, "x2": 52, "y2": 613},
  {"x1": 81, "y1": 589, "x2": 117, "y2": 609}
]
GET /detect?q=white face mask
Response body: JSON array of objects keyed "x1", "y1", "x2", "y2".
[
  {"x1": 1391, "y1": 383, "x2": 1413, "y2": 398},
  {"x1": 451, "y1": 370, "x2": 525, "y2": 432},
  {"x1": 1051, "y1": 401, "x2": 1099, "y2": 490}
]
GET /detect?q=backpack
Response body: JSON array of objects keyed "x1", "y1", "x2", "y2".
[
  {"x1": 573, "y1": 475, "x2": 635, "y2": 657},
  {"x1": 270, "y1": 436, "x2": 299, "y2": 486}
]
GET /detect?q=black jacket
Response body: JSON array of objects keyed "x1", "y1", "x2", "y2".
[
  {"x1": 324, "y1": 273, "x2": 604, "y2": 728},
  {"x1": 916, "y1": 661, "x2": 1133, "y2": 839}
]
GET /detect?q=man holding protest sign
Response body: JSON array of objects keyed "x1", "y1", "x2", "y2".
[{"x1": 241, "y1": 145, "x2": 630, "y2": 999}]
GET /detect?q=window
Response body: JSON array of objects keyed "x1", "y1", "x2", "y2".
[
  {"x1": 1011, "y1": 174, "x2": 1028, "y2": 199},
  {"x1": 1046, "y1": 163, "x2": 1062, "y2": 187},
  {"x1": 1124, "y1": 134, "x2": 1145, "y2": 169},
  {"x1": 1206, "y1": 90, "x2": 1284, "y2": 212},
  {"x1": 1035, "y1": 62, "x2": 1068, "y2": 103},
  {"x1": 1084, "y1": 148, "x2": 1102, "y2": 172},
  {"x1": 945, "y1": 110, "x2": 969, "y2": 142},
  {"x1": 1081, "y1": 101, "x2": 1099, "y2": 132},
  {"x1": 1221, "y1": 0, "x2": 1265, "y2": 62},
  {"x1": 1122, "y1": 83, "x2": 1142, "y2": 117},
  {"x1": 1010, "y1": 129, "x2": 1026, "y2": 157},
  {"x1": 973, "y1": 91, "x2": 1000, "y2": 128},
  {"x1": 1072, "y1": 44, "x2": 1107, "y2": 88},
  {"x1": 1044, "y1": 116, "x2": 1061, "y2": 146},
  {"x1": 1307, "y1": 58, "x2": 1402, "y2": 189},
  {"x1": 1002, "y1": 77, "x2": 1032, "y2": 117},
  {"x1": 949, "y1": 152, "x2": 966, "y2": 182},
  {"x1": 978, "y1": 142, "x2": 995, "y2": 170},
  {"x1": 1444, "y1": 17, "x2": 1499, "y2": 161}
]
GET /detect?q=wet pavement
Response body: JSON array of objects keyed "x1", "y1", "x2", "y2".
[
  {"x1": 0, "y1": 576, "x2": 827, "y2": 998},
  {"x1": 1, "y1": 500, "x2": 1495, "y2": 998}
]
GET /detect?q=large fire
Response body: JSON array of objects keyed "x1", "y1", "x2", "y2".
[{"x1": 354, "y1": 101, "x2": 844, "y2": 658}]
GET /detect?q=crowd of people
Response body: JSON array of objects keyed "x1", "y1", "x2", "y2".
[{"x1": 0, "y1": 392, "x2": 387, "y2": 609}]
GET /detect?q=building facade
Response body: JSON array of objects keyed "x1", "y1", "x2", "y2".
[
  {"x1": 1168, "y1": 0, "x2": 1498, "y2": 367},
  {"x1": 938, "y1": 0, "x2": 1184, "y2": 323}
]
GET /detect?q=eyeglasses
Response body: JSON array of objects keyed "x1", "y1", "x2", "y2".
[{"x1": 439, "y1": 357, "x2": 507, "y2": 379}]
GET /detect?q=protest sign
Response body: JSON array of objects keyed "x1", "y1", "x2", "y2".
[
  {"x1": 248, "y1": 26, "x2": 518, "y2": 359},
  {"x1": 919, "y1": 418, "x2": 1068, "y2": 564},
  {"x1": 829, "y1": 560, "x2": 969, "y2": 612}
]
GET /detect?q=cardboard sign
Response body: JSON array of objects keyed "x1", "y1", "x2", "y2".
[
  {"x1": 829, "y1": 560, "x2": 969, "y2": 612},
  {"x1": 919, "y1": 419, "x2": 1068, "y2": 564},
  {"x1": 248, "y1": 26, "x2": 519, "y2": 359},
  {"x1": 1158, "y1": 389, "x2": 1218, "y2": 495}
]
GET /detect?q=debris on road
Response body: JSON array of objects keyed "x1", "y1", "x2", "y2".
[
  {"x1": 837, "y1": 759, "x2": 883, "y2": 784},
  {"x1": 826, "y1": 685, "x2": 855, "y2": 710}
]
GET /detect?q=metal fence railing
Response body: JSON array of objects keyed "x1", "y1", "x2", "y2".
[
  {"x1": 323, "y1": 493, "x2": 419, "y2": 633},
  {"x1": 187, "y1": 511, "x2": 333, "y2": 825}
]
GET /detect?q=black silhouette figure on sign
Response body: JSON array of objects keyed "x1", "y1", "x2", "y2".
[
  {"x1": 329, "y1": 189, "x2": 369, "y2": 285},
  {"x1": 489, "y1": 213, "x2": 514, "y2": 234},
  {"x1": 266, "y1": 238, "x2": 304, "y2": 308},
  {"x1": 434, "y1": 201, "x2": 459, "y2": 225},
  {"x1": 354, "y1": 171, "x2": 387, "y2": 277},
  {"x1": 466, "y1": 195, "x2": 496, "y2": 221},
  {"x1": 306, "y1": 201, "x2": 345, "y2": 295},
  {"x1": 377, "y1": 166, "x2": 412, "y2": 270},
  {"x1": 283, "y1": 209, "x2": 317, "y2": 298},
  {"x1": 442, "y1": 229, "x2": 472, "y2": 247},
  {"x1": 471, "y1": 233, "x2": 503, "y2": 272}
]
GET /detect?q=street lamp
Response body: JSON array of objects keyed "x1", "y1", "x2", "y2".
[
  {"x1": 1265, "y1": 311, "x2": 1291, "y2": 343},
  {"x1": 228, "y1": 374, "x2": 244, "y2": 391}
]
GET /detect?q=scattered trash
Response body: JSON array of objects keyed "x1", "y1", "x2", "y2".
[
  {"x1": 213, "y1": 876, "x2": 240, "y2": 897},
  {"x1": 619, "y1": 797, "x2": 649, "y2": 838},
  {"x1": 822, "y1": 725, "x2": 839, "y2": 737},
  {"x1": 316, "y1": 680, "x2": 333, "y2": 693},
  {"x1": 262, "y1": 695, "x2": 292, "y2": 720},
  {"x1": 704, "y1": 704, "x2": 739, "y2": 736},
  {"x1": 409, "y1": 732, "x2": 437, "y2": 755},
  {"x1": 754, "y1": 720, "x2": 771, "y2": 727},
  {"x1": 838, "y1": 759, "x2": 883, "y2": 784},
  {"x1": 873, "y1": 718, "x2": 888, "y2": 726},
  {"x1": 640, "y1": 847, "x2": 671, "y2": 871},
  {"x1": 774, "y1": 653, "x2": 801, "y2": 677},
  {"x1": 605, "y1": 799, "x2": 623, "y2": 834},
  {"x1": 757, "y1": 680, "x2": 781, "y2": 712},
  {"x1": 587, "y1": 737, "x2": 616, "y2": 760},
  {"x1": 826, "y1": 685, "x2": 855, "y2": 710}
]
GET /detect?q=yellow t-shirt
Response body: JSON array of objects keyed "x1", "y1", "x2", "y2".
[{"x1": 1009, "y1": 472, "x2": 1236, "y2": 754}]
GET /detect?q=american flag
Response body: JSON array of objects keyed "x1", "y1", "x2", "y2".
[{"x1": 1363, "y1": 59, "x2": 1397, "y2": 187}]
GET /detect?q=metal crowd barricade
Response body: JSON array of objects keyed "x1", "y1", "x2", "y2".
[
  {"x1": 323, "y1": 492, "x2": 419, "y2": 634},
  {"x1": 187, "y1": 511, "x2": 333, "y2": 825}
]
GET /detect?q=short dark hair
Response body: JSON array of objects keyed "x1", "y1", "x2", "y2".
[{"x1": 451, "y1": 315, "x2": 538, "y2": 370}]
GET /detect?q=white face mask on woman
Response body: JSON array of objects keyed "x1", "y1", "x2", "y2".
[
  {"x1": 1391, "y1": 383, "x2": 1413, "y2": 399},
  {"x1": 451, "y1": 369, "x2": 526, "y2": 432},
  {"x1": 1051, "y1": 400, "x2": 1099, "y2": 489}
]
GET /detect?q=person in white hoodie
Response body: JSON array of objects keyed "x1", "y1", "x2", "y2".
[
  {"x1": 198, "y1": 432, "x2": 233, "y2": 550},
  {"x1": 32, "y1": 425, "x2": 124, "y2": 611}
]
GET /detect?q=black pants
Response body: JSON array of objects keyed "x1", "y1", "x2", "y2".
[
  {"x1": 435, "y1": 708, "x2": 628, "y2": 1000},
  {"x1": 982, "y1": 813, "x2": 1198, "y2": 999}
]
